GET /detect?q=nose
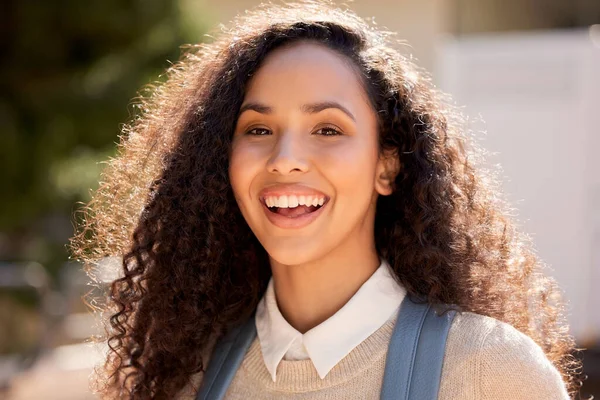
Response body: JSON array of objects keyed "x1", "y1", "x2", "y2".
[{"x1": 266, "y1": 131, "x2": 309, "y2": 175}]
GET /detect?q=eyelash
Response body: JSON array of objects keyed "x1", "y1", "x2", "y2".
[{"x1": 246, "y1": 126, "x2": 343, "y2": 136}]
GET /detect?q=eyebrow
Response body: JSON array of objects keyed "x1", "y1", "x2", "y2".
[{"x1": 238, "y1": 101, "x2": 356, "y2": 122}]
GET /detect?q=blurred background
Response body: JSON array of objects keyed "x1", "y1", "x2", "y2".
[{"x1": 1, "y1": 0, "x2": 598, "y2": 398}]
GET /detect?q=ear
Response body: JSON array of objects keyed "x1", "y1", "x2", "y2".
[{"x1": 375, "y1": 149, "x2": 400, "y2": 196}]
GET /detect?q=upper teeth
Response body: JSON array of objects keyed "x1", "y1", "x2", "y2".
[{"x1": 264, "y1": 195, "x2": 325, "y2": 208}]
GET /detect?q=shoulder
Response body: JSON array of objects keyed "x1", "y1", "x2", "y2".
[
  {"x1": 174, "y1": 332, "x2": 220, "y2": 400},
  {"x1": 438, "y1": 311, "x2": 570, "y2": 400},
  {"x1": 176, "y1": 371, "x2": 204, "y2": 400}
]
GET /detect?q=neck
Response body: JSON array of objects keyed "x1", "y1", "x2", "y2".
[{"x1": 269, "y1": 238, "x2": 380, "y2": 334}]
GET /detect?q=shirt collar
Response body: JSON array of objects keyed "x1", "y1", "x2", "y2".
[{"x1": 255, "y1": 259, "x2": 406, "y2": 382}]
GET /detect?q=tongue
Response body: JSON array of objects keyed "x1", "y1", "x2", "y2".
[{"x1": 276, "y1": 205, "x2": 318, "y2": 217}]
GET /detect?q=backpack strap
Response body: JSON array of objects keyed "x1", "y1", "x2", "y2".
[
  {"x1": 197, "y1": 298, "x2": 455, "y2": 400},
  {"x1": 380, "y1": 297, "x2": 456, "y2": 400},
  {"x1": 196, "y1": 316, "x2": 257, "y2": 400}
]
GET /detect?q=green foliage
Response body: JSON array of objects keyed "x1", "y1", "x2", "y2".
[{"x1": 0, "y1": 0, "x2": 209, "y2": 266}]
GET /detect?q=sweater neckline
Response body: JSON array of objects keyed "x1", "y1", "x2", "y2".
[
  {"x1": 255, "y1": 259, "x2": 406, "y2": 381},
  {"x1": 239, "y1": 312, "x2": 397, "y2": 392}
]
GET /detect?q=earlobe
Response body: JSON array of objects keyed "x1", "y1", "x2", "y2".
[
  {"x1": 375, "y1": 150, "x2": 400, "y2": 196},
  {"x1": 375, "y1": 172, "x2": 395, "y2": 196}
]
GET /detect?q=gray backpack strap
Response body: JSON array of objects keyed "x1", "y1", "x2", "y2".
[
  {"x1": 380, "y1": 297, "x2": 456, "y2": 400},
  {"x1": 196, "y1": 316, "x2": 257, "y2": 400}
]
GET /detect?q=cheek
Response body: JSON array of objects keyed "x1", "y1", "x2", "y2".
[
  {"x1": 318, "y1": 137, "x2": 378, "y2": 190},
  {"x1": 229, "y1": 142, "x2": 263, "y2": 204}
]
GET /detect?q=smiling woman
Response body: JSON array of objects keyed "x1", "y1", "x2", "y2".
[
  {"x1": 70, "y1": 1, "x2": 582, "y2": 399},
  {"x1": 230, "y1": 41, "x2": 389, "y2": 269}
]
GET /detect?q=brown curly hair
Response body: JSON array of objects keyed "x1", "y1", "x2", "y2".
[{"x1": 70, "y1": 0, "x2": 583, "y2": 398}]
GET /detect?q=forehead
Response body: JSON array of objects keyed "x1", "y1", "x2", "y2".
[{"x1": 244, "y1": 41, "x2": 370, "y2": 108}]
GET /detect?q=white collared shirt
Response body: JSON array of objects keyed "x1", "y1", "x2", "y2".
[{"x1": 255, "y1": 259, "x2": 406, "y2": 382}]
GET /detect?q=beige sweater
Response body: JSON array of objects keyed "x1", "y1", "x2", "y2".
[{"x1": 177, "y1": 311, "x2": 570, "y2": 399}]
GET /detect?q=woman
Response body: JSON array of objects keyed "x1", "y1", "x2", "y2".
[{"x1": 71, "y1": 1, "x2": 582, "y2": 399}]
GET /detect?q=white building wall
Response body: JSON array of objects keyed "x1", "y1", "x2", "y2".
[{"x1": 437, "y1": 29, "x2": 600, "y2": 343}]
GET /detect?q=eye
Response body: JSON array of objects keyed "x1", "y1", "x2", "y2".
[
  {"x1": 246, "y1": 127, "x2": 271, "y2": 136},
  {"x1": 314, "y1": 126, "x2": 343, "y2": 136}
]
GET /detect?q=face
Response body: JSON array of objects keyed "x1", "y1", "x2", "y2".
[{"x1": 229, "y1": 41, "x2": 395, "y2": 266}]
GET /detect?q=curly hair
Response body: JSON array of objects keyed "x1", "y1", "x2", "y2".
[{"x1": 70, "y1": 1, "x2": 583, "y2": 398}]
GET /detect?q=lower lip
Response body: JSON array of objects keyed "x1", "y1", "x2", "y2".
[{"x1": 261, "y1": 200, "x2": 328, "y2": 229}]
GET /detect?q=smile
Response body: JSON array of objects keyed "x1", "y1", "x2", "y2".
[{"x1": 260, "y1": 194, "x2": 330, "y2": 229}]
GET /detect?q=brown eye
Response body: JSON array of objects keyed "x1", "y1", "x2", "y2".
[
  {"x1": 314, "y1": 126, "x2": 342, "y2": 136},
  {"x1": 246, "y1": 128, "x2": 271, "y2": 136}
]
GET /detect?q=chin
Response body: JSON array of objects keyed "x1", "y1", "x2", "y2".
[{"x1": 261, "y1": 237, "x2": 332, "y2": 267}]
